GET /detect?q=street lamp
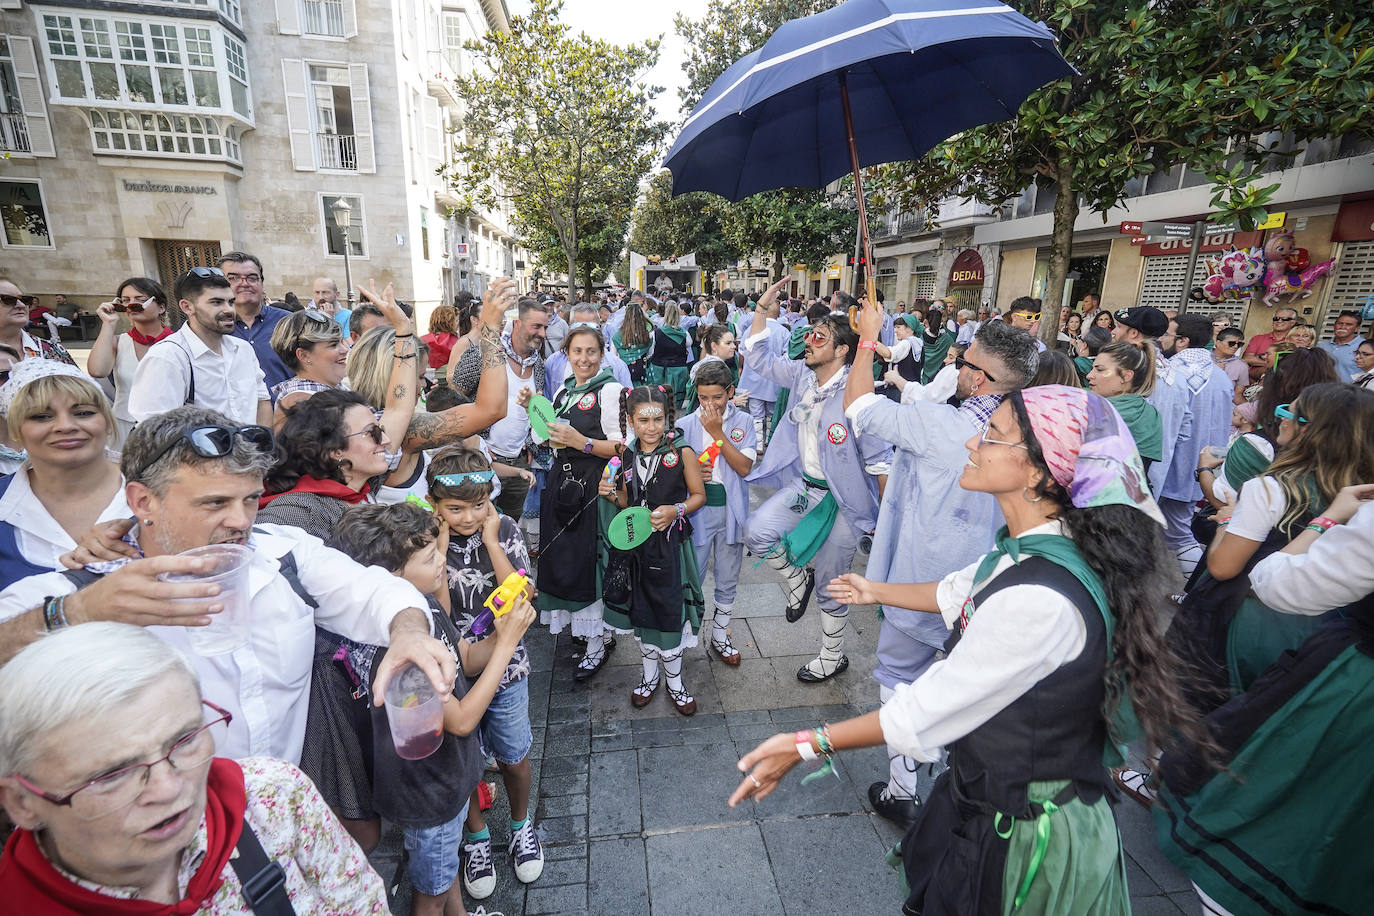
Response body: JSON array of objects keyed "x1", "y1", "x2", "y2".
[{"x1": 330, "y1": 196, "x2": 354, "y2": 308}]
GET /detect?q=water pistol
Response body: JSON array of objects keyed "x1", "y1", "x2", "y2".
[
  {"x1": 603, "y1": 456, "x2": 621, "y2": 482},
  {"x1": 470, "y1": 568, "x2": 530, "y2": 636},
  {"x1": 698, "y1": 440, "x2": 723, "y2": 470}
]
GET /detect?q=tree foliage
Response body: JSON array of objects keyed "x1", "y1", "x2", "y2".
[
  {"x1": 873, "y1": 0, "x2": 1374, "y2": 341},
  {"x1": 628, "y1": 170, "x2": 733, "y2": 279},
  {"x1": 673, "y1": 0, "x2": 855, "y2": 281},
  {"x1": 444, "y1": 0, "x2": 667, "y2": 300}
]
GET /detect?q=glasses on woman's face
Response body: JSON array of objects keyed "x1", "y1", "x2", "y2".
[
  {"x1": 978, "y1": 425, "x2": 1029, "y2": 450},
  {"x1": 346, "y1": 423, "x2": 386, "y2": 445},
  {"x1": 14, "y1": 701, "x2": 231, "y2": 820},
  {"x1": 1274, "y1": 403, "x2": 1308, "y2": 424}
]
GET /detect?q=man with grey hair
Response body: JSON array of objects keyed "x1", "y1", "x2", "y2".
[
  {"x1": 0, "y1": 406, "x2": 456, "y2": 763},
  {"x1": 955, "y1": 308, "x2": 977, "y2": 345},
  {"x1": 542, "y1": 303, "x2": 632, "y2": 393},
  {"x1": 843, "y1": 303, "x2": 1040, "y2": 829}
]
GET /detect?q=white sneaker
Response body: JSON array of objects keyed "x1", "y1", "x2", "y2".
[
  {"x1": 508, "y1": 819, "x2": 545, "y2": 884},
  {"x1": 462, "y1": 835, "x2": 497, "y2": 899}
]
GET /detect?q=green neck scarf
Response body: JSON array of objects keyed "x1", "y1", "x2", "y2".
[
  {"x1": 658, "y1": 325, "x2": 687, "y2": 344},
  {"x1": 1109, "y1": 394, "x2": 1164, "y2": 462},
  {"x1": 561, "y1": 368, "x2": 615, "y2": 398},
  {"x1": 971, "y1": 527, "x2": 1139, "y2": 765}
]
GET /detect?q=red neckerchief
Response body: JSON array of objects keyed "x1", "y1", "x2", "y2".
[
  {"x1": 259, "y1": 474, "x2": 369, "y2": 508},
  {"x1": 0, "y1": 758, "x2": 247, "y2": 915},
  {"x1": 126, "y1": 327, "x2": 172, "y2": 347}
]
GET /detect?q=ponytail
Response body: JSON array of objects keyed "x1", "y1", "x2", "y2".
[{"x1": 1099, "y1": 340, "x2": 1156, "y2": 396}]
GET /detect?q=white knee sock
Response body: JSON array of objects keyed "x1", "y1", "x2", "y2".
[
  {"x1": 803, "y1": 609, "x2": 848, "y2": 677},
  {"x1": 712, "y1": 603, "x2": 733, "y2": 642},
  {"x1": 662, "y1": 648, "x2": 689, "y2": 699},
  {"x1": 877, "y1": 686, "x2": 919, "y2": 799},
  {"x1": 578, "y1": 633, "x2": 605, "y2": 669},
  {"x1": 765, "y1": 553, "x2": 810, "y2": 606},
  {"x1": 637, "y1": 640, "x2": 659, "y2": 687}
]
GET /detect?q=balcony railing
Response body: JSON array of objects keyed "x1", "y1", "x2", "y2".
[
  {"x1": 0, "y1": 112, "x2": 31, "y2": 153},
  {"x1": 317, "y1": 132, "x2": 357, "y2": 170},
  {"x1": 303, "y1": 0, "x2": 346, "y2": 36}
]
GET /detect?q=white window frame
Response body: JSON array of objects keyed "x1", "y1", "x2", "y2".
[
  {"x1": 0, "y1": 177, "x2": 56, "y2": 249},
  {"x1": 319, "y1": 192, "x2": 368, "y2": 259},
  {"x1": 308, "y1": 61, "x2": 354, "y2": 171},
  {"x1": 33, "y1": 8, "x2": 251, "y2": 123},
  {"x1": 88, "y1": 108, "x2": 241, "y2": 163},
  {"x1": 301, "y1": 0, "x2": 346, "y2": 38}
]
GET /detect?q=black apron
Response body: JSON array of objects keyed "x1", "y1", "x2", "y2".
[
  {"x1": 612, "y1": 444, "x2": 692, "y2": 633},
  {"x1": 901, "y1": 558, "x2": 1109, "y2": 916},
  {"x1": 537, "y1": 382, "x2": 613, "y2": 604}
]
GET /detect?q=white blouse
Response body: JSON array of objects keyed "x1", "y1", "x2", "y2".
[{"x1": 878, "y1": 520, "x2": 1089, "y2": 762}]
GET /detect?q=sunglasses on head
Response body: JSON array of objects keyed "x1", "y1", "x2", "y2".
[
  {"x1": 137, "y1": 424, "x2": 274, "y2": 480},
  {"x1": 183, "y1": 266, "x2": 226, "y2": 282},
  {"x1": 0, "y1": 294, "x2": 38, "y2": 308},
  {"x1": 345, "y1": 423, "x2": 386, "y2": 445}
]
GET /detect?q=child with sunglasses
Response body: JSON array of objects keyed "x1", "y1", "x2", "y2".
[{"x1": 424, "y1": 446, "x2": 544, "y2": 900}]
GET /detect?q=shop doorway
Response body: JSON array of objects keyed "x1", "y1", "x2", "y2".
[
  {"x1": 153, "y1": 240, "x2": 222, "y2": 327},
  {"x1": 1066, "y1": 255, "x2": 1107, "y2": 310}
]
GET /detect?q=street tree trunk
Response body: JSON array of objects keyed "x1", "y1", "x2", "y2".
[
  {"x1": 772, "y1": 249, "x2": 787, "y2": 283},
  {"x1": 1040, "y1": 152, "x2": 1078, "y2": 346}
]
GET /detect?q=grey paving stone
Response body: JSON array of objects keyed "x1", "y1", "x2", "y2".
[
  {"x1": 538, "y1": 769, "x2": 588, "y2": 797},
  {"x1": 541, "y1": 753, "x2": 590, "y2": 776},
  {"x1": 681, "y1": 724, "x2": 730, "y2": 746},
  {"x1": 537, "y1": 855, "x2": 588, "y2": 886},
  {"x1": 540, "y1": 792, "x2": 588, "y2": 819},
  {"x1": 762, "y1": 814, "x2": 904, "y2": 915},
  {"x1": 543, "y1": 840, "x2": 588, "y2": 861},
  {"x1": 525, "y1": 882, "x2": 588, "y2": 915},
  {"x1": 724, "y1": 708, "x2": 773, "y2": 725},
  {"x1": 1168, "y1": 891, "x2": 1202, "y2": 912},
  {"x1": 646, "y1": 825, "x2": 781, "y2": 916},
  {"x1": 540, "y1": 814, "x2": 589, "y2": 845},
  {"x1": 592, "y1": 731, "x2": 637, "y2": 751},
  {"x1": 639, "y1": 743, "x2": 753, "y2": 831},
  {"x1": 589, "y1": 749, "x2": 641, "y2": 837},
  {"x1": 590, "y1": 837, "x2": 651, "y2": 916},
  {"x1": 591, "y1": 717, "x2": 633, "y2": 738},
  {"x1": 1130, "y1": 893, "x2": 1186, "y2": 915},
  {"x1": 730, "y1": 582, "x2": 789, "y2": 618},
  {"x1": 732, "y1": 739, "x2": 866, "y2": 818},
  {"x1": 545, "y1": 722, "x2": 591, "y2": 757},
  {"x1": 547, "y1": 702, "x2": 590, "y2": 725},
  {"x1": 1117, "y1": 800, "x2": 1191, "y2": 893}
]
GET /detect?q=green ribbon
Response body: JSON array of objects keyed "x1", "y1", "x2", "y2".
[
  {"x1": 970, "y1": 528, "x2": 1140, "y2": 764},
  {"x1": 999, "y1": 798, "x2": 1062, "y2": 912},
  {"x1": 703, "y1": 482, "x2": 728, "y2": 506},
  {"x1": 775, "y1": 477, "x2": 838, "y2": 568}
]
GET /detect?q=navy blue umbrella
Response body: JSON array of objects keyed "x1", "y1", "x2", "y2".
[{"x1": 663, "y1": 0, "x2": 1073, "y2": 297}]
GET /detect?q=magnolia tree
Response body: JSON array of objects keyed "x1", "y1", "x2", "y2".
[{"x1": 445, "y1": 0, "x2": 667, "y2": 301}]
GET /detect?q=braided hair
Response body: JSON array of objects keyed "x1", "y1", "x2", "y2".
[{"x1": 619, "y1": 384, "x2": 677, "y2": 442}]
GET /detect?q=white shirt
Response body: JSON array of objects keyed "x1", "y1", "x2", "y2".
[
  {"x1": 1225, "y1": 476, "x2": 1287, "y2": 543},
  {"x1": 899, "y1": 363, "x2": 959, "y2": 405},
  {"x1": 1250, "y1": 501, "x2": 1374, "y2": 614},
  {"x1": 127, "y1": 324, "x2": 268, "y2": 425},
  {"x1": 0, "y1": 462, "x2": 131, "y2": 571},
  {"x1": 886, "y1": 337, "x2": 919, "y2": 366},
  {"x1": 0, "y1": 523, "x2": 429, "y2": 763},
  {"x1": 485, "y1": 362, "x2": 533, "y2": 457},
  {"x1": 878, "y1": 520, "x2": 1088, "y2": 762}
]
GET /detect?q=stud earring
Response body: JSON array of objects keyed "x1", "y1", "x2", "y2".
[{"x1": 142, "y1": 518, "x2": 153, "y2": 526}]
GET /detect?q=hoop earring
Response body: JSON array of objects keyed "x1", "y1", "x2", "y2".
[{"x1": 1021, "y1": 487, "x2": 1043, "y2": 503}]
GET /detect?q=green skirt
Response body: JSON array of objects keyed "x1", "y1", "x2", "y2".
[
  {"x1": 646, "y1": 364, "x2": 692, "y2": 405},
  {"x1": 603, "y1": 535, "x2": 704, "y2": 651},
  {"x1": 999, "y1": 780, "x2": 1130, "y2": 916}
]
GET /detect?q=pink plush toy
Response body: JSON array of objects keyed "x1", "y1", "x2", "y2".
[{"x1": 1262, "y1": 232, "x2": 1333, "y2": 304}]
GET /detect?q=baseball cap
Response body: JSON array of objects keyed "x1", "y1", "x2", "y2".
[{"x1": 1114, "y1": 306, "x2": 1169, "y2": 338}]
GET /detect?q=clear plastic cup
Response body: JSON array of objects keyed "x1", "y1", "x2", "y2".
[
  {"x1": 384, "y1": 663, "x2": 444, "y2": 760},
  {"x1": 157, "y1": 543, "x2": 253, "y2": 656}
]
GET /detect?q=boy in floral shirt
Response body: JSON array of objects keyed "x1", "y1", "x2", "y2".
[{"x1": 425, "y1": 446, "x2": 543, "y2": 899}]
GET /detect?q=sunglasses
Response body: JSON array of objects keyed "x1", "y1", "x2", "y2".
[
  {"x1": 954, "y1": 355, "x2": 998, "y2": 383},
  {"x1": 1274, "y1": 403, "x2": 1308, "y2": 424},
  {"x1": 345, "y1": 423, "x2": 386, "y2": 445},
  {"x1": 0, "y1": 294, "x2": 38, "y2": 308},
  {"x1": 113, "y1": 296, "x2": 157, "y2": 314},
  {"x1": 137, "y1": 424, "x2": 274, "y2": 479},
  {"x1": 802, "y1": 329, "x2": 832, "y2": 346},
  {"x1": 1013, "y1": 311, "x2": 1040, "y2": 321},
  {"x1": 1272, "y1": 316, "x2": 1297, "y2": 323},
  {"x1": 182, "y1": 266, "x2": 226, "y2": 282}
]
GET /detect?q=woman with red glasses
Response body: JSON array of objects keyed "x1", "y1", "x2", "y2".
[
  {"x1": 0, "y1": 622, "x2": 389, "y2": 912},
  {"x1": 86, "y1": 277, "x2": 170, "y2": 448}
]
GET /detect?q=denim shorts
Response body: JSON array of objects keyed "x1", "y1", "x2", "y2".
[
  {"x1": 402, "y1": 801, "x2": 470, "y2": 897},
  {"x1": 478, "y1": 675, "x2": 533, "y2": 766}
]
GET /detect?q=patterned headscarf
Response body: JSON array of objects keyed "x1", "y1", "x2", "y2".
[{"x1": 1018, "y1": 385, "x2": 1164, "y2": 526}]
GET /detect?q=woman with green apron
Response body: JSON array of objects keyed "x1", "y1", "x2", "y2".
[
  {"x1": 729, "y1": 387, "x2": 1214, "y2": 916},
  {"x1": 613, "y1": 304, "x2": 653, "y2": 384},
  {"x1": 646, "y1": 301, "x2": 693, "y2": 402}
]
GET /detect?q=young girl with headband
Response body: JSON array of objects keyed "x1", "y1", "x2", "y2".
[{"x1": 599, "y1": 385, "x2": 707, "y2": 715}]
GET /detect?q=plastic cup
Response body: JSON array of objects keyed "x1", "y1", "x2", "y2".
[
  {"x1": 158, "y1": 543, "x2": 253, "y2": 656},
  {"x1": 384, "y1": 663, "x2": 444, "y2": 760}
]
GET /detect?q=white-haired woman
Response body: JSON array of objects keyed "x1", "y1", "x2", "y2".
[
  {"x1": 0, "y1": 360, "x2": 130, "y2": 589},
  {"x1": 0, "y1": 622, "x2": 388, "y2": 912}
]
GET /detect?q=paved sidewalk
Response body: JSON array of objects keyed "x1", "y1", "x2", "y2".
[{"x1": 373, "y1": 549, "x2": 1195, "y2": 915}]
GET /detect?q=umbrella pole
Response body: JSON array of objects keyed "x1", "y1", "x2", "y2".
[{"x1": 839, "y1": 72, "x2": 877, "y2": 310}]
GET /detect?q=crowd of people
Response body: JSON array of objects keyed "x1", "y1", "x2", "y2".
[{"x1": 0, "y1": 262, "x2": 1368, "y2": 915}]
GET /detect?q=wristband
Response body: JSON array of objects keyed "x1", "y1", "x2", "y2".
[
  {"x1": 1308, "y1": 516, "x2": 1338, "y2": 531},
  {"x1": 675, "y1": 502, "x2": 686, "y2": 520},
  {"x1": 42, "y1": 595, "x2": 68, "y2": 632},
  {"x1": 858, "y1": 340, "x2": 878, "y2": 351},
  {"x1": 1215, "y1": 517, "x2": 1231, "y2": 526},
  {"x1": 795, "y1": 730, "x2": 818, "y2": 761}
]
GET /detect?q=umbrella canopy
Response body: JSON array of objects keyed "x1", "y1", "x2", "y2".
[{"x1": 664, "y1": 0, "x2": 1074, "y2": 201}]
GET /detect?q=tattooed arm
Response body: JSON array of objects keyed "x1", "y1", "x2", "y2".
[
  {"x1": 359, "y1": 281, "x2": 419, "y2": 449},
  {"x1": 402, "y1": 278, "x2": 516, "y2": 453}
]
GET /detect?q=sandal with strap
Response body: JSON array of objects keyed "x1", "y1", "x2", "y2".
[
  {"x1": 710, "y1": 636, "x2": 741, "y2": 666},
  {"x1": 630, "y1": 676, "x2": 660, "y2": 708},
  {"x1": 666, "y1": 683, "x2": 697, "y2": 717},
  {"x1": 1112, "y1": 767, "x2": 1156, "y2": 809}
]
